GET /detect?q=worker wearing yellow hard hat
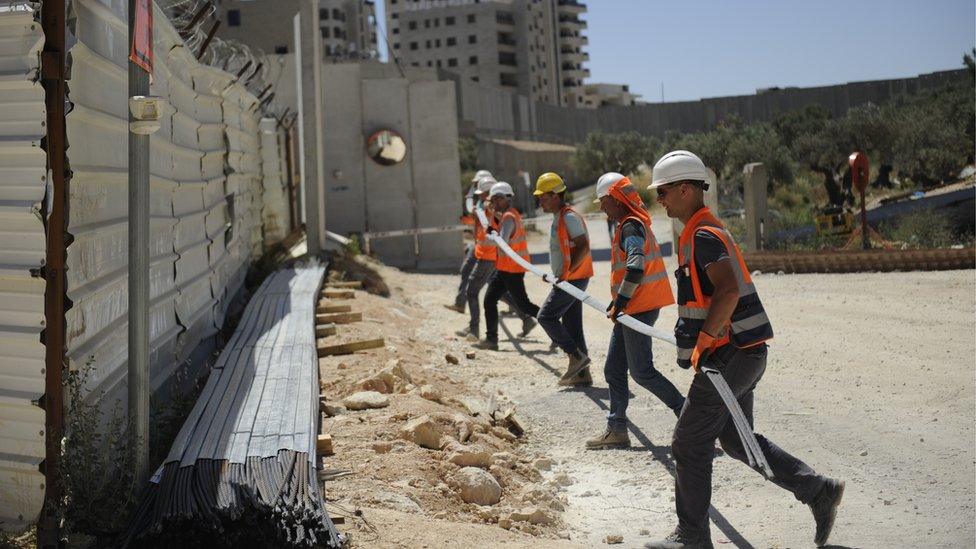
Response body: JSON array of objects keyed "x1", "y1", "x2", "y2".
[{"x1": 534, "y1": 172, "x2": 594, "y2": 387}]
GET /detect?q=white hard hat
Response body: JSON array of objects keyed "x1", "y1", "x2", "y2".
[
  {"x1": 475, "y1": 176, "x2": 497, "y2": 194},
  {"x1": 472, "y1": 169, "x2": 493, "y2": 183},
  {"x1": 593, "y1": 172, "x2": 626, "y2": 203},
  {"x1": 488, "y1": 181, "x2": 514, "y2": 198},
  {"x1": 649, "y1": 150, "x2": 709, "y2": 189}
]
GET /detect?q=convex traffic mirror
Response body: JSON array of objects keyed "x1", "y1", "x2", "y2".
[{"x1": 366, "y1": 130, "x2": 407, "y2": 165}]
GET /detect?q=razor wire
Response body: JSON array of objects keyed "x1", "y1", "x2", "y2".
[{"x1": 476, "y1": 206, "x2": 775, "y2": 479}]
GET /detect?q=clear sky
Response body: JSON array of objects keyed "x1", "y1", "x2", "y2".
[{"x1": 375, "y1": 0, "x2": 975, "y2": 102}]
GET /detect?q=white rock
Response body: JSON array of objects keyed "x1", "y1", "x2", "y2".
[
  {"x1": 454, "y1": 467, "x2": 502, "y2": 505},
  {"x1": 508, "y1": 507, "x2": 553, "y2": 525},
  {"x1": 446, "y1": 444, "x2": 492, "y2": 468},
  {"x1": 419, "y1": 384, "x2": 441, "y2": 402},
  {"x1": 371, "y1": 491, "x2": 421, "y2": 513},
  {"x1": 342, "y1": 391, "x2": 390, "y2": 410},
  {"x1": 532, "y1": 457, "x2": 553, "y2": 471},
  {"x1": 553, "y1": 472, "x2": 573, "y2": 486},
  {"x1": 399, "y1": 414, "x2": 446, "y2": 449}
]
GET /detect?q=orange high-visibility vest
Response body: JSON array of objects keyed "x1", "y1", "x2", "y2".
[
  {"x1": 610, "y1": 215, "x2": 674, "y2": 314},
  {"x1": 675, "y1": 206, "x2": 773, "y2": 368},
  {"x1": 473, "y1": 210, "x2": 498, "y2": 261},
  {"x1": 496, "y1": 209, "x2": 530, "y2": 273},
  {"x1": 556, "y1": 205, "x2": 593, "y2": 280}
]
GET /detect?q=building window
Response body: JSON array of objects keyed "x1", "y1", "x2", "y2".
[
  {"x1": 427, "y1": 61, "x2": 432, "y2": 66},
  {"x1": 408, "y1": 21, "x2": 417, "y2": 30},
  {"x1": 410, "y1": 42, "x2": 418, "y2": 50},
  {"x1": 469, "y1": 55, "x2": 478, "y2": 65},
  {"x1": 393, "y1": 27, "x2": 399, "y2": 34},
  {"x1": 496, "y1": 11, "x2": 514, "y2": 25},
  {"x1": 425, "y1": 39, "x2": 430, "y2": 48},
  {"x1": 424, "y1": 19, "x2": 430, "y2": 28},
  {"x1": 227, "y1": 9, "x2": 241, "y2": 26},
  {"x1": 447, "y1": 37, "x2": 456, "y2": 46},
  {"x1": 393, "y1": 43, "x2": 401, "y2": 49},
  {"x1": 275, "y1": 45, "x2": 288, "y2": 54},
  {"x1": 500, "y1": 73, "x2": 518, "y2": 87},
  {"x1": 435, "y1": 38, "x2": 441, "y2": 47},
  {"x1": 434, "y1": 18, "x2": 440, "y2": 27},
  {"x1": 467, "y1": 14, "x2": 476, "y2": 23},
  {"x1": 436, "y1": 60, "x2": 442, "y2": 67},
  {"x1": 411, "y1": 62, "x2": 419, "y2": 67},
  {"x1": 468, "y1": 34, "x2": 476, "y2": 44},
  {"x1": 498, "y1": 52, "x2": 517, "y2": 66},
  {"x1": 332, "y1": 8, "x2": 341, "y2": 19},
  {"x1": 446, "y1": 16, "x2": 455, "y2": 25},
  {"x1": 472, "y1": 76, "x2": 479, "y2": 82},
  {"x1": 392, "y1": 13, "x2": 398, "y2": 19},
  {"x1": 448, "y1": 58, "x2": 457, "y2": 67},
  {"x1": 321, "y1": 27, "x2": 330, "y2": 38},
  {"x1": 319, "y1": 8, "x2": 328, "y2": 20}
]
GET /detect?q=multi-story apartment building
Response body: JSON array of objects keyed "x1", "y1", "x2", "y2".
[
  {"x1": 216, "y1": 0, "x2": 379, "y2": 61},
  {"x1": 582, "y1": 83, "x2": 642, "y2": 108},
  {"x1": 384, "y1": 0, "x2": 590, "y2": 108}
]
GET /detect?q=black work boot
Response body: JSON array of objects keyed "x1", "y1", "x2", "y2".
[
  {"x1": 644, "y1": 527, "x2": 713, "y2": 549},
  {"x1": 810, "y1": 477, "x2": 845, "y2": 547}
]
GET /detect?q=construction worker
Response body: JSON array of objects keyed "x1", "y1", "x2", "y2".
[
  {"x1": 453, "y1": 176, "x2": 533, "y2": 342},
  {"x1": 644, "y1": 150, "x2": 843, "y2": 549},
  {"x1": 446, "y1": 169, "x2": 493, "y2": 314},
  {"x1": 534, "y1": 172, "x2": 594, "y2": 386},
  {"x1": 586, "y1": 172, "x2": 685, "y2": 450},
  {"x1": 475, "y1": 182, "x2": 539, "y2": 350}
]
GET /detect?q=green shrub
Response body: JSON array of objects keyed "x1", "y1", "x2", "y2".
[{"x1": 882, "y1": 209, "x2": 957, "y2": 248}]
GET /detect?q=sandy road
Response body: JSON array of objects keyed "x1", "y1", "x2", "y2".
[{"x1": 399, "y1": 253, "x2": 975, "y2": 548}]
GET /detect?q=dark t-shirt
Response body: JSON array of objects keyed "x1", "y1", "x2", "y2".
[{"x1": 692, "y1": 229, "x2": 730, "y2": 296}]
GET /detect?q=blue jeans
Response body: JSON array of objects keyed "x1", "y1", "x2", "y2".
[
  {"x1": 538, "y1": 278, "x2": 589, "y2": 356},
  {"x1": 604, "y1": 308, "x2": 685, "y2": 432}
]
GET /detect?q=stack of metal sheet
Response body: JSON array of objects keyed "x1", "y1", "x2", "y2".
[{"x1": 125, "y1": 266, "x2": 342, "y2": 548}]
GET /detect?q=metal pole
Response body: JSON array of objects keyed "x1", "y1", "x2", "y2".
[
  {"x1": 38, "y1": 0, "x2": 68, "y2": 545},
  {"x1": 860, "y1": 188, "x2": 869, "y2": 250},
  {"x1": 297, "y1": 1, "x2": 324, "y2": 255},
  {"x1": 128, "y1": 0, "x2": 151, "y2": 491}
]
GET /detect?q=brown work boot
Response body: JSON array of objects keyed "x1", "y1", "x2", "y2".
[
  {"x1": 559, "y1": 367, "x2": 592, "y2": 387},
  {"x1": 585, "y1": 427, "x2": 630, "y2": 450},
  {"x1": 559, "y1": 350, "x2": 591, "y2": 382},
  {"x1": 473, "y1": 338, "x2": 498, "y2": 351},
  {"x1": 443, "y1": 303, "x2": 465, "y2": 314},
  {"x1": 454, "y1": 327, "x2": 479, "y2": 343}
]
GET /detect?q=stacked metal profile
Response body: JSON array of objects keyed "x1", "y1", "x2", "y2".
[{"x1": 125, "y1": 266, "x2": 341, "y2": 548}]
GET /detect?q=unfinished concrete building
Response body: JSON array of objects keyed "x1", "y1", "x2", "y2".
[
  {"x1": 384, "y1": 0, "x2": 591, "y2": 107},
  {"x1": 216, "y1": 0, "x2": 379, "y2": 60}
]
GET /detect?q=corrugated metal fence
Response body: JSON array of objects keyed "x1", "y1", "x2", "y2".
[{"x1": 0, "y1": 1, "x2": 294, "y2": 532}]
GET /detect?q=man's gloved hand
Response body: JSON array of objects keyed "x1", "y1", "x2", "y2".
[
  {"x1": 486, "y1": 226, "x2": 497, "y2": 235},
  {"x1": 690, "y1": 330, "x2": 718, "y2": 373},
  {"x1": 606, "y1": 303, "x2": 621, "y2": 323}
]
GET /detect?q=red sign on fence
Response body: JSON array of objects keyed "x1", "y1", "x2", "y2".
[{"x1": 129, "y1": 0, "x2": 153, "y2": 74}]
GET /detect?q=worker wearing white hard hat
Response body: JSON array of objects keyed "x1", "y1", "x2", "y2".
[
  {"x1": 448, "y1": 172, "x2": 496, "y2": 315},
  {"x1": 645, "y1": 150, "x2": 843, "y2": 549},
  {"x1": 586, "y1": 171, "x2": 684, "y2": 451},
  {"x1": 473, "y1": 182, "x2": 539, "y2": 350}
]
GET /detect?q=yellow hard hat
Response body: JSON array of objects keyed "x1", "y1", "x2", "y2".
[{"x1": 533, "y1": 172, "x2": 566, "y2": 196}]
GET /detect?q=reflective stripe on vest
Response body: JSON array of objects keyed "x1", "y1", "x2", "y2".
[
  {"x1": 674, "y1": 206, "x2": 773, "y2": 368},
  {"x1": 610, "y1": 216, "x2": 675, "y2": 314},
  {"x1": 557, "y1": 205, "x2": 594, "y2": 280},
  {"x1": 474, "y1": 213, "x2": 498, "y2": 261},
  {"x1": 496, "y1": 209, "x2": 530, "y2": 273}
]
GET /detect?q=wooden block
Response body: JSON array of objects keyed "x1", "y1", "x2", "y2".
[
  {"x1": 327, "y1": 280, "x2": 363, "y2": 289},
  {"x1": 317, "y1": 434, "x2": 334, "y2": 456},
  {"x1": 317, "y1": 304, "x2": 352, "y2": 314},
  {"x1": 317, "y1": 337, "x2": 385, "y2": 357},
  {"x1": 316, "y1": 312, "x2": 362, "y2": 325},
  {"x1": 322, "y1": 290, "x2": 355, "y2": 299},
  {"x1": 316, "y1": 324, "x2": 337, "y2": 337}
]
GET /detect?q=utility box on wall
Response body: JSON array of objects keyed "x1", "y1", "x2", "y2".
[{"x1": 321, "y1": 61, "x2": 462, "y2": 270}]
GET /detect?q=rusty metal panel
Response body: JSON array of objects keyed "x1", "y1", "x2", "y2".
[{"x1": 0, "y1": 6, "x2": 46, "y2": 533}]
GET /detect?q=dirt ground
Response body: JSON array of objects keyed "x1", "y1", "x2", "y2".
[{"x1": 318, "y1": 252, "x2": 975, "y2": 549}]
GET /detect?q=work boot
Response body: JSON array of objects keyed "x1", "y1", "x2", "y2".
[
  {"x1": 519, "y1": 317, "x2": 538, "y2": 337},
  {"x1": 454, "y1": 327, "x2": 479, "y2": 343},
  {"x1": 473, "y1": 339, "x2": 498, "y2": 351},
  {"x1": 443, "y1": 303, "x2": 465, "y2": 314},
  {"x1": 810, "y1": 477, "x2": 845, "y2": 547},
  {"x1": 585, "y1": 427, "x2": 630, "y2": 450},
  {"x1": 644, "y1": 527, "x2": 714, "y2": 549},
  {"x1": 558, "y1": 366, "x2": 592, "y2": 387},
  {"x1": 559, "y1": 350, "x2": 591, "y2": 382}
]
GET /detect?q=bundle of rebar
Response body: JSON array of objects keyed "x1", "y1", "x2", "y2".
[{"x1": 125, "y1": 266, "x2": 342, "y2": 548}]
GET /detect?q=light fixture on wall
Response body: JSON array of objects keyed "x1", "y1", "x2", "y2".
[{"x1": 366, "y1": 129, "x2": 407, "y2": 165}]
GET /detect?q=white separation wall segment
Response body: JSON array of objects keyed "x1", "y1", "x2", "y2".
[
  {"x1": 260, "y1": 117, "x2": 289, "y2": 246},
  {"x1": 0, "y1": 6, "x2": 47, "y2": 533}
]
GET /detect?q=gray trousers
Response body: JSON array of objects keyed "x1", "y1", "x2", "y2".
[
  {"x1": 453, "y1": 245, "x2": 477, "y2": 308},
  {"x1": 672, "y1": 343, "x2": 826, "y2": 537},
  {"x1": 463, "y1": 259, "x2": 524, "y2": 336}
]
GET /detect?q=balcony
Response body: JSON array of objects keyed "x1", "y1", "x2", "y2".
[
  {"x1": 498, "y1": 51, "x2": 518, "y2": 67},
  {"x1": 561, "y1": 50, "x2": 588, "y2": 63},
  {"x1": 561, "y1": 66, "x2": 589, "y2": 80},
  {"x1": 558, "y1": 15, "x2": 586, "y2": 30},
  {"x1": 496, "y1": 11, "x2": 515, "y2": 26},
  {"x1": 497, "y1": 31, "x2": 516, "y2": 50},
  {"x1": 557, "y1": 0, "x2": 586, "y2": 14}
]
